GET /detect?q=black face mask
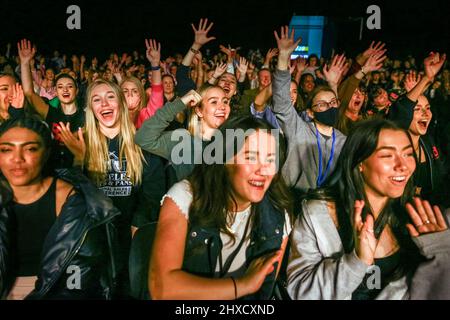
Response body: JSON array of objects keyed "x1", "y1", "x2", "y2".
[{"x1": 314, "y1": 107, "x2": 339, "y2": 127}]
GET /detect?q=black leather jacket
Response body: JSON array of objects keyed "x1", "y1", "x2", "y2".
[{"x1": 0, "y1": 169, "x2": 121, "y2": 299}]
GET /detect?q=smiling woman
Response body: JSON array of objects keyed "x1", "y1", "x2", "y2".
[
  {"x1": 135, "y1": 85, "x2": 231, "y2": 184},
  {"x1": 18, "y1": 40, "x2": 84, "y2": 170},
  {"x1": 0, "y1": 116, "x2": 120, "y2": 300},
  {"x1": 148, "y1": 115, "x2": 293, "y2": 300},
  {"x1": 61, "y1": 79, "x2": 166, "y2": 298},
  {"x1": 287, "y1": 118, "x2": 450, "y2": 300}
]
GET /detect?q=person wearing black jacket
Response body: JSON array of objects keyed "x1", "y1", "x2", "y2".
[
  {"x1": 388, "y1": 52, "x2": 448, "y2": 206},
  {"x1": 0, "y1": 117, "x2": 120, "y2": 299}
]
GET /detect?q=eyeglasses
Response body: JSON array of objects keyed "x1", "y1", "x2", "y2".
[{"x1": 312, "y1": 98, "x2": 340, "y2": 111}]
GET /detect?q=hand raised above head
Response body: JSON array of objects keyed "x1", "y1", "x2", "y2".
[
  {"x1": 17, "y1": 39, "x2": 36, "y2": 64},
  {"x1": 424, "y1": 52, "x2": 446, "y2": 81},
  {"x1": 145, "y1": 39, "x2": 161, "y2": 66},
  {"x1": 273, "y1": 26, "x2": 301, "y2": 57},
  {"x1": 191, "y1": 18, "x2": 216, "y2": 47}
]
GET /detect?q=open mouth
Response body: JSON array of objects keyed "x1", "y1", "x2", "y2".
[
  {"x1": 354, "y1": 100, "x2": 362, "y2": 107},
  {"x1": 62, "y1": 93, "x2": 71, "y2": 99},
  {"x1": 214, "y1": 112, "x2": 226, "y2": 120},
  {"x1": 100, "y1": 110, "x2": 115, "y2": 121},
  {"x1": 249, "y1": 180, "x2": 265, "y2": 189},
  {"x1": 418, "y1": 119, "x2": 429, "y2": 130},
  {"x1": 390, "y1": 175, "x2": 407, "y2": 186}
]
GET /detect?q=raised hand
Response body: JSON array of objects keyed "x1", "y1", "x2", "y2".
[
  {"x1": 106, "y1": 59, "x2": 114, "y2": 71},
  {"x1": 406, "y1": 197, "x2": 448, "y2": 237},
  {"x1": 362, "y1": 50, "x2": 387, "y2": 73},
  {"x1": 323, "y1": 53, "x2": 348, "y2": 86},
  {"x1": 265, "y1": 48, "x2": 279, "y2": 62},
  {"x1": 362, "y1": 41, "x2": 386, "y2": 60},
  {"x1": 10, "y1": 83, "x2": 25, "y2": 108},
  {"x1": 120, "y1": 53, "x2": 128, "y2": 65},
  {"x1": 58, "y1": 122, "x2": 86, "y2": 164},
  {"x1": 17, "y1": 39, "x2": 36, "y2": 64},
  {"x1": 295, "y1": 57, "x2": 308, "y2": 74},
  {"x1": 180, "y1": 89, "x2": 202, "y2": 107},
  {"x1": 80, "y1": 55, "x2": 86, "y2": 64},
  {"x1": 237, "y1": 57, "x2": 248, "y2": 75},
  {"x1": 192, "y1": 18, "x2": 216, "y2": 47},
  {"x1": 274, "y1": 26, "x2": 301, "y2": 58},
  {"x1": 219, "y1": 45, "x2": 232, "y2": 57},
  {"x1": 145, "y1": 39, "x2": 161, "y2": 67},
  {"x1": 404, "y1": 70, "x2": 422, "y2": 93},
  {"x1": 212, "y1": 62, "x2": 227, "y2": 79},
  {"x1": 353, "y1": 200, "x2": 377, "y2": 265},
  {"x1": 424, "y1": 52, "x2": 446, "y2": 81}
]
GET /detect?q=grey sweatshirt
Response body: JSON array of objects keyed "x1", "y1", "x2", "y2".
[
  {"x1": 272, "y1": 69, "x2": 346, "y2": 193},
  {"x1": 135, "y1": 98, "x2": 204, "y2": 181},
  {"x1": 287, "y1": 199, "x2": 450, "y2": 300}
]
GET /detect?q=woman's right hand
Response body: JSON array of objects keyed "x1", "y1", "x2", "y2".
[
  {"x1": 237, "y1": 250, "x2": 282, "y2": 297},
  {"x1": 180, "y1": 90, "x2": 202, "y2": 107},
  {"x1": 353, "y1": 200, "x2": 377, "y2": 265},
  {"x1": 17, "y1": 39, "x2": 36, "y2": 65}
]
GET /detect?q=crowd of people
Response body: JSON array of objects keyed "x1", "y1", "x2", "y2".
[{"x1": 1, "y1": 18, "x2": 450, "y2": 300}]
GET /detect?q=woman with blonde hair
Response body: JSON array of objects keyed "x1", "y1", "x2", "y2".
[
  {"x1": 60, "y1": 79, "x2": 166, "y2": 297},
  {"x1": 135, "y1": 85, "x2": 230, "y2": 184}
]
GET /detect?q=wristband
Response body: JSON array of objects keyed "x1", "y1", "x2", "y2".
[
  {"x1": 150, "y1": 65, "x2": 160, "y2": 71},
  {"x1": 190, "y1": 47, "x2": 200, "y2": 55},
  {"x1": 361, "y1": 66, "x2": 367, "y2": 76},
  {"x1": 230, "y1": 277, "x2": 237, "y2": 299}
]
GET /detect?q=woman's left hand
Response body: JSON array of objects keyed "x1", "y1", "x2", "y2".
[{"x1": 406, "y1": 197, "x2": 448, "y2": 237}]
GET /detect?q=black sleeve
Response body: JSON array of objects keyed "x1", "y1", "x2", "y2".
[
  {"x1": 132, "y1": 152, "x2": 167, "y2": 227},
  {"x1": 176, "y1": 65, "x2": 196, "y2": 96},
  {"x1": 387, "y1": 95, "x2": 417, "y2": 129},
  {"x1": 8, "y1": 106, "x2": 25, "y2": 119},
  {"x1": 237, "y1": 80, "x2": 246, "y2": 96}
]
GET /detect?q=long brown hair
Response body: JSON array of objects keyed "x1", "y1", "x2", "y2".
[{"x1": 187, "y1": 115, "x2": 292, "y2": 243}]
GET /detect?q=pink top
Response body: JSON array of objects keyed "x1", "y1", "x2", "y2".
[
  {"x1": 135, "y1": 83, "x2": 164, "y2": 129},
  {"x1": 32, "y1": 70, "x2": 57, "y2": 100}
]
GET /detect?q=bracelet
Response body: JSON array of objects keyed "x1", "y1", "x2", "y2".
[
  {"x1": 360, "y1": 66, "x2": 367, "y2": 76},
  {"x1": 230, "y1": 277, "x2": 237, "y2": 300},
  {"x1": 150, "y1": 65, "x2": 160, "y2": 71},
  {"x1": 190, "y1": 47, "x2": 200, "y2": 55}
]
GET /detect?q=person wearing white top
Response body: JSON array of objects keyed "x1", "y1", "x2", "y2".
[{"x1": 149, "y1": 115, "x2": 293, "y2": 300}]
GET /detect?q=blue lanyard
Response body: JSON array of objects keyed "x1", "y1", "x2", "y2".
[{"x1": 315, "y1": 126, "x2": 336, "y2": 188}]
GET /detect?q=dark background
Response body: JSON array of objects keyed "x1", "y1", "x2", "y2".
[{"x1": 1, "y1": 0, "x2": 449, "y2": 61}]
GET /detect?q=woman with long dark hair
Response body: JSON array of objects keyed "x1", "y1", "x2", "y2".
[
  {"x1": 0, "y1": 116, "x2": 119, "y2": 299},
  {"x1": 149, "y1": 116, "x2": 293, "y2": 299},
  {"x1": 287, "y1": 118, "x2": 450, "y2": 299}
]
